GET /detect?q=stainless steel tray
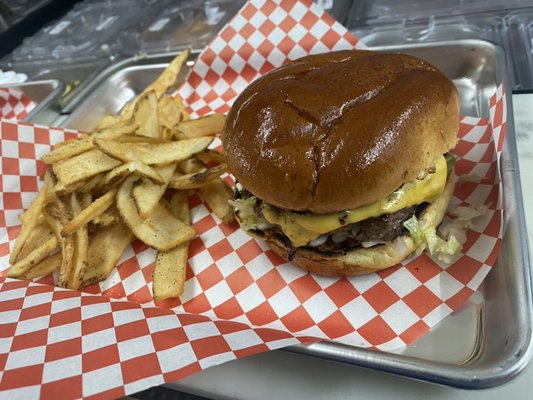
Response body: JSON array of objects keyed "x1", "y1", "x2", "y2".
[
  {"x1": 1, "y1": 79, "x2": 64, "y2": 125},
  {"x1": 51, "y1": 40, "x2": 532, "y2": 389}
]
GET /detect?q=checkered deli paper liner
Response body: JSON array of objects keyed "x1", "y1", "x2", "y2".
[
  {"x1": 0, "y1": 88, "x2": 35, "y2": 121},
  {"x1": 0, "y1": 0, "x2": 505, "y2": 398}
]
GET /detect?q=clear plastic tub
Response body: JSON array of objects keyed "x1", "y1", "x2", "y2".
[
  {"x1": 347, "y1": 0, "x2": 533, "y2": 24},
  {"x1": 127, "y1": 0, "x2": 245, "y2": 55},
  {"x1": 346, "y1": 2, "x2": 533, "y2": 90},
  {"x1": 313, "y1": 0, "x2": 353, "y2": 25},
  {"x1": 10, "y1": 1, "x2": 144, "y2": 62}
]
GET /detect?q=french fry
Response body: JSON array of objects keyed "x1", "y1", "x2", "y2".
[
  {"x1": 133, "y1": 163, "x2": 177, "y2": 219},
  {"x1": 117, "y1": 176, "x2": 196, "y2": 251},
  {"x1": 176, "y1": 114, "x2": 225, "y2": 138},
  {"x1": 98, "y1": 161, "x2": 165, "y2": 192},
  {"x1": 17, "y1": 222, "x2": 55, "y2": 261},
  {"x1": 91, "y1": 207, "x2": 118, "y2": 229},
  {"x1": 121, "y1": 49, "x2": 189, "y2": 119},
  {"x1": 42, "y1": 123, "x2": 139, "y2": 165},
  {"x1": 53, "y1": 149, "x2": 121, "y2": 186},
  {"x1": 146, "y1": 48, "x2": 190, "y2": 98},
  {"x1": 43, "y1": 169, "x2": 58, "y2": 202},
  {"x1": 9, "y1": 186, "x2": 49, "y2": 264},
  {"x1": 79, "y1": 173, "x2": 104, "y2": 193},
  {"x1": 93, "y1": 122, "x2": 139, "y2": 139},
  {"x1": 154, "y1": 246, "x2": 188, "y2": 300},
  {"x1": 200, "y1": 178, "x2": 235, "y2": 224},
  {"x1": 97, "y1": 163, "x2": 134, "y2": 191},
  {"x1": 169, "y1": 190, "x2": 191, "y2": 225},
  {"x1": 82, "y1": 220, "x2": 134, "y2": 287},
  {"x1": 42, "y1": 137, "x2": 95, "y2": 164},
  {"x1": 170, "y1": 163, "x2": 227, "y2": 190},
  {"x1": 115, "y1": 135, "x2": 168, "y2": 144},
  {"x1": 7, "y1": 236, "x2": 59, "y2": 278},
  {"x1": 44, "y1": 199, "x2": 75, "y2": 288},
  {"x1": 54, "y1": 179, "x2": 87, "y2": 196},
  {"x1": 61, "y1": 189, "x2": 117, "y2": 237},
  {"x1": 154, "y1": 190, "x2": 191, "y2": 300},
  {"x1": 67, "y1": 194, "x2": 89, "y2": 289},
  {"x1": 9, "y1": 48, "x2": 234, "y2": 299},
  {"x1": 179, "y1": 157, "x2": 206, "y2": 174},
  {"x1": 196, "y1": 149, "x2": 227, "y2": 165},
  {"x1": 158, "y1": 95, "x2": 183, "y2": 139},
  {"x1": 174, "y1": 97, "x2": 190, "y2": 121},
  {"x1": 19, "y1": 210, "x2": 45, "y2": 225},
  {"x1": 95, "y1": 114, "x2": 123, "y2": 130},
  {"x1": 133, "y1": 90, "x2": 160, "y2": 138},
  {"x1": 20, "y1": 252, "x2": 61, "y2": 280},
  {"x1": 95, "y1": 136, "x2": 213, "y2": 165},
  {"x1": 181, "y1": 158, "x2": 234, "y2": 223}
]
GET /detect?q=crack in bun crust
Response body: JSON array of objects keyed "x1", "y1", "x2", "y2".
[{"x1": 223, "y1": 50, "x2": 459, "y2": 213}]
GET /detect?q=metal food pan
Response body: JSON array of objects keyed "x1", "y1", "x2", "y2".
[
  {"x1": 1, "y1": 79, "x2": 64, "y2": 125},
  {"x1": 57, "y1": 51, "x2": 200, "y2": 130},
  {"x1": 52, "y1": 40, "x2": 532, "y2": 389}
]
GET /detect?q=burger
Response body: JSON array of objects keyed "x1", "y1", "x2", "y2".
[{"x1": 222, "y1": 49, "x2": 461, "y2": 276}]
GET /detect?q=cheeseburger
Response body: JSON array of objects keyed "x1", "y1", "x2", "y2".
[{"x1": 222, "y1": 50, "x2": 460, "y2": 276}]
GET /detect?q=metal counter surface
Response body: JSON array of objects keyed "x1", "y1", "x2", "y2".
[{"x1": 166, "y1": 93, "x2": 533, "y2": 399}]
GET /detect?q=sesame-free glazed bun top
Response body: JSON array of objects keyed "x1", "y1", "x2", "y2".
[{"x1": 222, "y1": 50, "x2": 460, "y2": 213}]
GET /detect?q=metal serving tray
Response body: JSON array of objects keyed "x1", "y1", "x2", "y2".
[
  {"x1": 1, "y1": 79, "x2": 64, "y2": 125},
  {"x1": 52, "y1": 40, "x2": 532, "y2": 389}
]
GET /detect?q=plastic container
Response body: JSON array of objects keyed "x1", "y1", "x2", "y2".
[
  {"x1": 10, "y1": 1, "x2": 143, "y2": 62},
  {"x1": 129, "y1": 0, "x2": 245, "y2": 55},
  {"x1": 346, "y1": 0, "x2": 533, "y2": 24},
  {"x1": 313, "y1": 0, "x2": 353, "y2": 25},
  {"x1": 346, "y1": 1, "x2": 533, "y2": 90}
]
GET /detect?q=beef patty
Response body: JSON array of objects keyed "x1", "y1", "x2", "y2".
[{"x1": 236, "y1": 186, "x2": 426, "y2": 257}]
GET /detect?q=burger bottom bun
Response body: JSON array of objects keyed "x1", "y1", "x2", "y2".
[{"x1": 253, "y1": 173, "x2": 455, "y2": 276}]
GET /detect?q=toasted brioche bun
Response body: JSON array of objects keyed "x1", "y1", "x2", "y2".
[
  {"x1": 247, "y1": 173, "x2": 455, "y2": 276},
  {"x1": 223, "y1": 50, "x2": 459, "y2": 213}
]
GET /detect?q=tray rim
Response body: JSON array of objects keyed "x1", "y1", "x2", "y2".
[
  {"x1": 290, "y1": 39, "x2": 533, "y2": 389},
  {"x1": 53, "y1": 39, "x2": 533, "y2": 389},
  {"x1": 0, "y1": 79, "x2": 64, "y2": 123}
]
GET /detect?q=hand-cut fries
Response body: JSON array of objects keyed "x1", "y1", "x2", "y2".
[
  {"x1": 181, "y1": 158, "x2": 235, "y2": 224},
  {"x1": 176, "y1": 114, "x2": 226, "y2": 139},
  {"x1": 95, "y1": 136, "x2": 213, "y2": 165},
  {"x1": 199, "y1": 178, "x2": 235, "y2": 224},
  {"x1": 61, "y1": 189, "x2": 116, "y2": 236},
  {"x1": 42, "y1": 137, "x2": 95, "y2": 164},
  {"x1": 53, "y1": 149, "x2": 122, "y2": 186},
  {"x1": 82, "y1": 219, "x2": 134, "y2": 287},
  {"x1": 20, "y1": 252, "x2": 61, "y2": 280},
  {"x1": 9, "y1": 49, "x2": 234, "y2": 300},
  {"x1": 154, "y1": 190, "x2": 191, "y2": 300},
  {"x1": 117, "y1": 176, "x2": 196, "y2": 251},
  {"x1": 133, "y1": 91, "x2": 160, "y2": 138},
  {"x1": 9, "y1": 187, "x2": 49, "y2": 264},
  {"x1": 8, "y1": 236, "x2": 58, "y2": 278},
  {"x1": 133, "y1": 163, "x2": 177, "y2": 219},
  {"x1": 68, "y1": 193, "x2": 89, "y2": 290},
  {"x1": 170, "y1": 163, "x2": 227, "y2": 190}
]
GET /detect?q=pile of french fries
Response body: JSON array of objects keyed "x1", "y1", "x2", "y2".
[{"x1": 8, "y1": 49, "x2": 234, "y2": 300}]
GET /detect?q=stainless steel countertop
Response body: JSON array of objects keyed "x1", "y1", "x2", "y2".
[{"x1": 167, "y1": 93, "x2": 533, "y2": 399}]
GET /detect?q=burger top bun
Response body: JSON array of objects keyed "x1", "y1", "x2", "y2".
[{"x1": 222, "y1": 50, "x2": 460, "y2": 214}]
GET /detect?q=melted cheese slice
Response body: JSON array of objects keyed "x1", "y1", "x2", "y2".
[{"x1": 262, "y1": 155, "x2": 448, "y2": 247}]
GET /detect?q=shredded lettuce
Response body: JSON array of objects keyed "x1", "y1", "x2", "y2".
[
  {"x1": 403, "y1": 215, "x2": 462, "y2": 262},
  {"x1": 403, "y1": 215, "x2": 424, "y2": 247},
  {"x1": 445, "y1": 153, "x2": 458, "y2": 176},
  {"x1": 230, "y1": 196, "x2": 266, "y2": 231}
]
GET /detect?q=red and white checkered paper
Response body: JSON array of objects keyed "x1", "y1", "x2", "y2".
[
  {"x1": 0, "y1": 0, "x2": 506, "y2": 398},
  {"x1": 0, "y1": 88, "x2": 35, "y2": 121}
]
